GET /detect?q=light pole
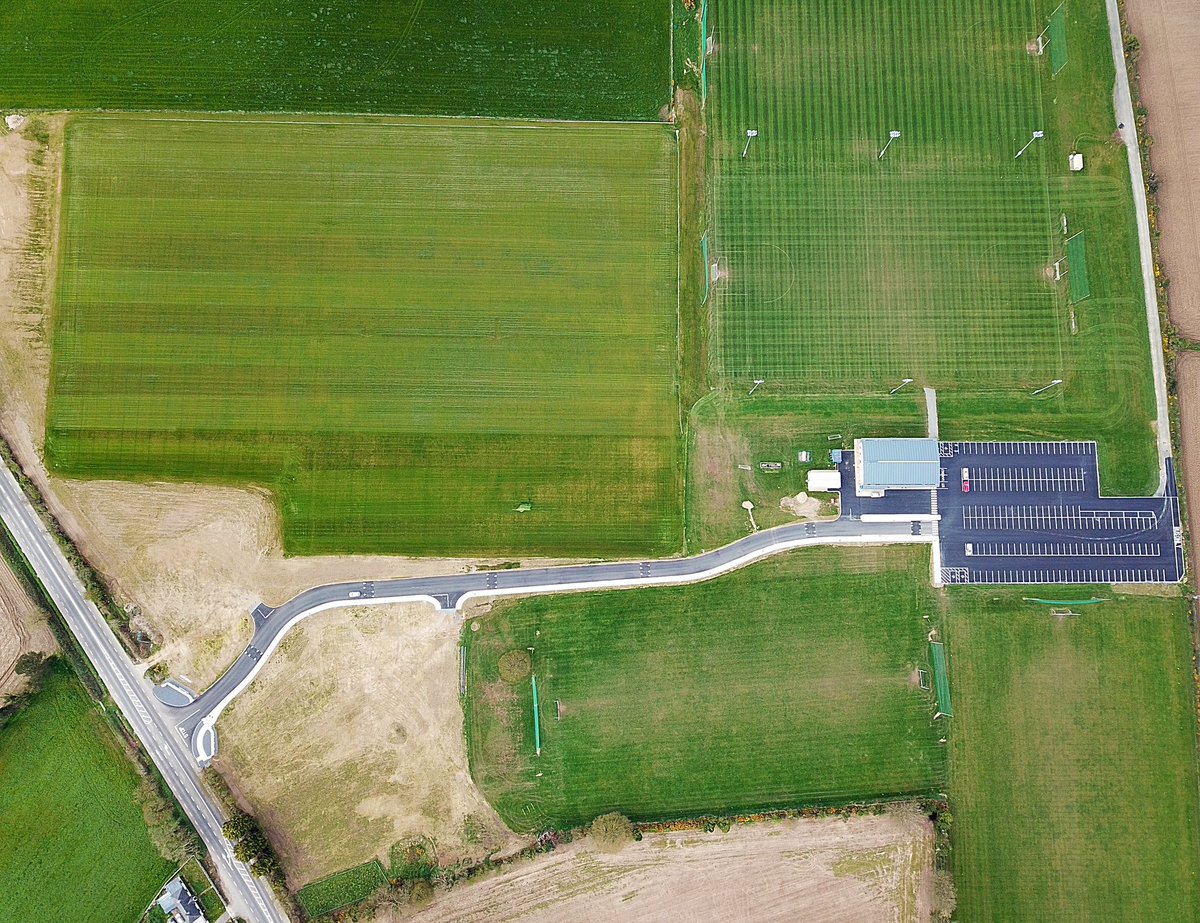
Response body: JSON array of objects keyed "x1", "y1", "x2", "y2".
[
  {"x1": 889, "y1": 377, "x2": 914, "y2": 395},
  {"x1": 748, "y1": 378, "x2": 765, "y2": 396},
  {"x1": 741, "y1": 129, "x2": 759, "y2": 159},
  {"x1": 878, "y1": 129, "x2": 902, "y2": 159},
  {"x1": 1014, "y1": 130, "x2": 1045, "y2": 159},
  {"x1": 1031, "y1": 378, "x2": 1063, "y2": 396}
]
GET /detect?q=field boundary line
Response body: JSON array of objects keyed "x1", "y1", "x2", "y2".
[{"x1": 63, "y1": 109, "x2": 675, "y2": 130}]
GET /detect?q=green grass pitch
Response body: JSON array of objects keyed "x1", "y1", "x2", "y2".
[
  {"x1": 47, "y1": 115, "x2": 682, "y2": 557},
  {"x1": 710, "y1": 0, "x2": 1057, "y2": 385},
  {"x1": 946, "y1": 591, "x2": 1200, "y2": 922},
  {"x1": 0, "y1": 1, "x2": 670, "y2": 121},
  {"x1": 464, "y1": 546, "x2": 947, "y2": 832},
  {"x1": 707, "y1": 0, "x2": 1159, "y2": 494},
  {"x1": 0, "y1": 662, "x2": 173, "y2": 923}
]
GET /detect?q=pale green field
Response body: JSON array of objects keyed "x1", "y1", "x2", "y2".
[
  {"x1": 947, "y1": 591, "x2": 1200, "y2": 922},
  {"x1": 47, "y1": 115, "x2": 682, "y2": 556}
]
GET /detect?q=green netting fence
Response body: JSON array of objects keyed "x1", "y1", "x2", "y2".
[
  {"x1": 930, "y1": 641, "x2": 953, "y2": 718},
  {"x1": 1066, "y1": 231, "x2": 1090, "y2": 302},
  {"x1": 1048, "y1": 5, "x2": 1068, "y2": 76}
]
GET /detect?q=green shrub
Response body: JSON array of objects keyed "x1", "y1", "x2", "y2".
[
  {"x1": 390, "y1": 838, "x2": 437, "y2": 882},
  {"x1": 588, "y1": 813, "x2": 635, "y2": 853},
  {"x1": 497, "y1": 650, "x2": 532, "y2": 683},
  {"x1": 409, "y1": 880, "x2": 434, "y2": 907},
  {"x1": 297, "y1": 861, "x2": 388, "y2": 919}
]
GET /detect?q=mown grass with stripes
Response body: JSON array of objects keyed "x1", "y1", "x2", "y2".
[
  {"x1": 47, "y1": 115, "x2": 682, "y2": 556},
  {"x1": 0, "y1": 0, "x2": 670, "y2": 120},
  {"x1": 708, "y1": 0, "x2": 1159, "y2": 495},
  {"x1": 465, "y1": 546, "x2": 946, "y2": 831}
]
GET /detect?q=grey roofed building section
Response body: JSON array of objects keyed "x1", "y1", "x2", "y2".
[{"x1": 857, "y1": 438, "x2": 941, "y2": 490}]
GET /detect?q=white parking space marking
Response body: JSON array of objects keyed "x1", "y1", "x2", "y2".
[
  {"x1": 966, "y1": 567, "x2": 1170, "y2": 584},
  {"x1": 968, "y1": 467, "x2": 1086, "y2": 493},
  {"x1": 961, "y1": 506, "x2": 1158, "y2": 531},
  {"x1": 968, "y1": 541, "x2": 1161, "y2": 558},
  {"x1": 945, "y1": 440, "x2": 1097, "y2": 457}
]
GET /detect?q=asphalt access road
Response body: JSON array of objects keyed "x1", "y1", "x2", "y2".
[{"x1": 171, "y1": 517, "x2": 928, "y2": 762}]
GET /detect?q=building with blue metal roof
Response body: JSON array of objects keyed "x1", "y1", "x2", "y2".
[{"x1": 854, "y1": 438, "x2": 941, "y2": 496}]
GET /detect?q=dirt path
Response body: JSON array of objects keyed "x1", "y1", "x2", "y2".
[
  {"x1": 1125, "y1": 0, "x2": 1200, "y2": 336},
  {"x1": 1175, "y1": 354, "x2": 1200, "y2": 578},
  {"x1": 216, "y1": 602, "x2": 521, "y2": 888},
  {"x1": 374, "y1": 811, "x2": 934, "y2": 923}
]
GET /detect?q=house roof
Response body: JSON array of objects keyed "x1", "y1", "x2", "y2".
[
  {"x1": 807, "y1": 469, "x2": 842, "y2": 492},
  {"x1": 857, "y1": 438, "x2": 940, "y2": 490}
]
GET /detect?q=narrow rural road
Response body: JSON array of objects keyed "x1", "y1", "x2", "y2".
[
  {"x1": 0, "y1": 464, "x2": 291, "y2": 923},
  {"x1": 173, "y1": 518, "x2": 929, "y2": 762},
  {"x1": 1106, "y1": 0, "x2": 1174, "y2": 495}
]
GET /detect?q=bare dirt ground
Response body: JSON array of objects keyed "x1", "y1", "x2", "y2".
[
  {"x1": 0, "y1": 557, "x2": 57, "y2": 701},
  {"x1": 1125, "y1": 0, "x2": 1200, "y2": 335},
  {"x1": 374, "y1": 810, "x2": 934, "y2": 923},
  {"x1": 0, "y1": 120, "x2": 61, "y2": 701},
  {"x1": 216, "y1": 602, "x2": 521, "y2": 889},
  {"x1": 51, "y1": 478, "x2": 579, "y2": 689},
  {"x1": 1175, "y1": 354, "x2": 1200, "y2": 578},
  {"x1": 0, "y1": 120, "x2": 55, "y2": 456}
]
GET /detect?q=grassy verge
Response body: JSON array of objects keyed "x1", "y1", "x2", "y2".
[
  {"x1": 945, "y1": 589, "x2": 1200, "y2": 921},
  {"x1": 465, "y1": 545, "x2": 947, "y2": 832},
  {"x1": 0, "y1": 500, "x2": 210, "y2": 895},
  {"x1": 0, "y1": 661, "x2": 173, "y2": 922},
  {"x1": 178, "y1": 856, "x2": 226, "y2": 922},
  {"x1": 1, "y1": 438, "x2": 148, "y2": 657}
]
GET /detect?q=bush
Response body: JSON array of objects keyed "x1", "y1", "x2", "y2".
[
  {"x1": 588, "y1": 812, "x2": 635, "y2": 852},
  {"x1": 221, "y1": 810, "x2": 283, "y2": 882},
  {"x1": 222, "y1": 811, "x2": 256, "y2": 842},
  {"x1": 14, "y1": 651, "x2": 48, "y2": 678},
  {"x1": 296, "y1": 861, "x2": 388, "y2": 919},
  {"x1": 390, "y1": 837, "x2": 437, "y2": 882},
  {"x1": 146, "y1": 661, "x2": 170, "y2": 684},
  {"x1": 497, "y1": 649, "x2": 532, "y2": 683},
  {"x1": 409, "y1": 879, "x2": 434, "y2": 906}
]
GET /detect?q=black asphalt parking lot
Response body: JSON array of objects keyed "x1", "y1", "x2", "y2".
[{"x1": 936, "y1": 441, "x2": 1183, "y2": 585}]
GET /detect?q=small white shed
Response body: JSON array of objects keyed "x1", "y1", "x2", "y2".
[{"x1": 807, "y1": 469, "x2": 842, "y2": 492}]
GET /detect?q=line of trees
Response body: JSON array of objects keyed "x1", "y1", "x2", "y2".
[{"x1": 222, "y1": 810, "x2": 283, "y2": 880}]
